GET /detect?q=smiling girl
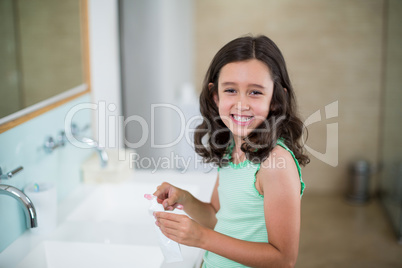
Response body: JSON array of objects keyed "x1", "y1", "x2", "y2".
[{"x1": 153, "y1": 35, "x2": 309, "y2": 268}]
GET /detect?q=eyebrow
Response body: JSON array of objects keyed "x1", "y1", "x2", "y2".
[{"x1": 221, "y1": 82, "x2": 266, "y2": 89}]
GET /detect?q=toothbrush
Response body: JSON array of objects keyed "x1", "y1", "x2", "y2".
[{"x1": 144, "y1": 194, "x2": 183, "y2": 209}]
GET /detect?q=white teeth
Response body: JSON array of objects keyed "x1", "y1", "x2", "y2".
[{"x1": 233, "y1": 115, "x2": 252, "y2": 122}]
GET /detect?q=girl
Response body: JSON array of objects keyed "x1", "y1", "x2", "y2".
[{"x1": 153, "y1": 35, "x2": 309, "y2": 268}]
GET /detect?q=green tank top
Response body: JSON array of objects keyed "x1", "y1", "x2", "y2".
[{"x1": 202, "y1": 138, "x2": 305, "y2": 268}]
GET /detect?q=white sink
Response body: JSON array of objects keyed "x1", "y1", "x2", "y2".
[
  {"x1": 67, "y1": 182, "x2": 199, "y2": 224},
  {"x1": 0, "y1": 170, "x2": 216, "y2": 268},
  {"x1": 16, "y1": 241, "x2": 163, "y2": 268}
]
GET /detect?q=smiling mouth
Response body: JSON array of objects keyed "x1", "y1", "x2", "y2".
[{"x1": 231, "y1": 114, "x2": 254, "y2": 124}]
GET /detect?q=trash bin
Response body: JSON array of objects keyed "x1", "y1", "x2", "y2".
[{"x1": 346, "y1": 160, "x2": 371, "y2": 203}]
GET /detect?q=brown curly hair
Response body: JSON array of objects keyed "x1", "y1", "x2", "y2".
[{"x1": 194, "y1": 35, "x2": 310, "y2": 167}]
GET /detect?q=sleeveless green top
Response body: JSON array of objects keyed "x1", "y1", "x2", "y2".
[{"x1": 202, "y1": 138, "x2": 305, "y2": 268}]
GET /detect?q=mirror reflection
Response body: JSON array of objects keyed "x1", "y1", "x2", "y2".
[{"x1": 0, "y1": 0, "x2": 84, "y2": 118}]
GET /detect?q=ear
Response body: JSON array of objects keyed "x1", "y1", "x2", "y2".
[
  {"x1": 209, "y1": 83, "x2": 219, "y2": 106},
  {"x1": 208, "y1": 82, "x2": 214, "y2": 91},
  {"x1": 283, "y1": 87, "x2": 288, "y2": 93},
  {"x1": 270, "y1": 102, "x2": 277, "y2": 111}
]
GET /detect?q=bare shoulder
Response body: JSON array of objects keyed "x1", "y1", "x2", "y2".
[{"x1": 256, "y1": 145, "x2": 300, "y2": 197}]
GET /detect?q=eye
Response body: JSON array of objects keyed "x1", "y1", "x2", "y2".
[
  {"x1": 250, "y1": 90, "x2": 263, "y2": 95},
  {"x1": 224, "y1": 88, "x2": 236, "y2": 94}
]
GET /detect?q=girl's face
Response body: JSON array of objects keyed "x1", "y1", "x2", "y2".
[{"x1": 213, "y1": 59, "x2": 274, "y2": 141}]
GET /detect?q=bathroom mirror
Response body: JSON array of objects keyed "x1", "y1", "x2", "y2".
[{"x1": 0, "y1": 0, "x2": 89, "y2": 133}]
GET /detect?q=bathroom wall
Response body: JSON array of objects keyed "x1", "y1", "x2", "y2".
[
  {"x1": 0, "y1": 94, "x2": 93, "y2": 252},
  {"x1": 195, "y1": 0, "x2": 385, "y2": 194}
]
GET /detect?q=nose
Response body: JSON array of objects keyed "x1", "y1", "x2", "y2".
[{"x1": 235, "y1": 97, "x2": 250, "y2": 111}]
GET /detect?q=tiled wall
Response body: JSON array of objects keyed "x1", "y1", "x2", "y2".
[
  {"x1": 0, "y1": 0, "x2": 20, "y2": 117},
  {"x1": 17, "y1": 0, "x2": 83, "y2": 107},
  {"x1": 195, "y1": 0, "x2": 385, "y2": 194},
  {"x1": 0, "y1": 94, "x2": 93, "y2": 252}
]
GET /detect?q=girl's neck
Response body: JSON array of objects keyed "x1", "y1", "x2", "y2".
[{"x1": 231, "y1": 139, "x2": 247, "y2": 164}]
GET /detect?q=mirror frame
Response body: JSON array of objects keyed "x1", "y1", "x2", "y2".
[{"x1": 0, "y1": 0, "x2": 90, "y2": 134}]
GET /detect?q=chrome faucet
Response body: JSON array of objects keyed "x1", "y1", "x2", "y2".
[
  {"x1": 79, "y1": 136, "x2": 109, "y2": 168},
  {"x1": 0, "y1": 166, "x2": 37, "y2": 228},
  {"x1": 71, "y1": 124, "x2": 108, "y2": 168},
  {"x1": 0, "y1": 166, "x2": 23, "y2": 180},
  {"x1": 0, "y1": 184, "x2": 38, "y2": 228}
]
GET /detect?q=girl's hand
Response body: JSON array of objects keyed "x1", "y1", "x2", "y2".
[
  {"x1": 154, "y1": 212, "x2": 206, "y2": 248},
  {"x1": 153, "y1": 182, "x2": 186, "y2": 210}
]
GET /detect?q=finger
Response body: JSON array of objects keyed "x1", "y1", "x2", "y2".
[
  {"x1": 157, "y1": 217, "x2": 180, "y2": 230},
  {"x1": 164, "y1": 204, "x2": 176, "y2": 211},
  {"x1": 166, "y1": 203, "x2": 183, "y2": 211},
  {"x1": 154, "y1": 212, "x2": 184, "y2": 223},
  {"x1": 153, "y1": 182, "x2": 170, "y2": 198},
  {"x1": 162, "y1": 197, "x2": 179, "y2": 210},
  {"x1": 153, "y1": 189, "x2": 165, "y2": 199},
  {"x1": 155, "y1": 218, "x2": 177, "y2": 234},
  {"x1": 152, "y1": 192, "x2": 167, "y2": 205},
  {"x1": 154, "y1": 211, "x2": 174, "y2": 221},
  {"x1": 157, "y1": 223, "x2": 180, "y2": 242}
]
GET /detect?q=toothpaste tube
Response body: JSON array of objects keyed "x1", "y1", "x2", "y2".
[{"x1": 145, "y1": 194, "x2": 183, "y2": 263}]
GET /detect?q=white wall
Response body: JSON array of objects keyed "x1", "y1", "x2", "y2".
[
  {"x1": 88, "y1": 0, "x2": 123, "y2": 148},
  {"x1": 120, "y1": 0, "x2": 195, "y2": 169}
]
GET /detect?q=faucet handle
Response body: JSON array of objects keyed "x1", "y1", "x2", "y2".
[
  {"x1": 44, "y1": 136, "x2": 59, "y2": 153},
  {"x1": 0, "y1": 166, "x2": 24, "y2": 180},
  {"x1": 71, "y1": 123, "x2": 90, "y2": 137},
  {"x1": 43, "y1": 131, "x2": 66, "y2": 154}
]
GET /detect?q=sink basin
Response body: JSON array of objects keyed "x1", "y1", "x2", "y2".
[
  {"x1": 0, "y1": 171, "x2": 216, "y2": 268},
  {"x1": 67, "y1": 182, "x2": 199, "y2": 224},
  {"x1": 16, "y1": 241, "x2": 163, "y2": 268}
]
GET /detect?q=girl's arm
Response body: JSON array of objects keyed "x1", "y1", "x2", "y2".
[
  {"x1": 155, "y1": 147, "x2": 301, "y2": 268},
  {"x1": 181, "y1": 176, "x2": 220, "y2": 228},
  {"x1": 153, "y1": 175, "x2": 220, "y2": 229}
]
